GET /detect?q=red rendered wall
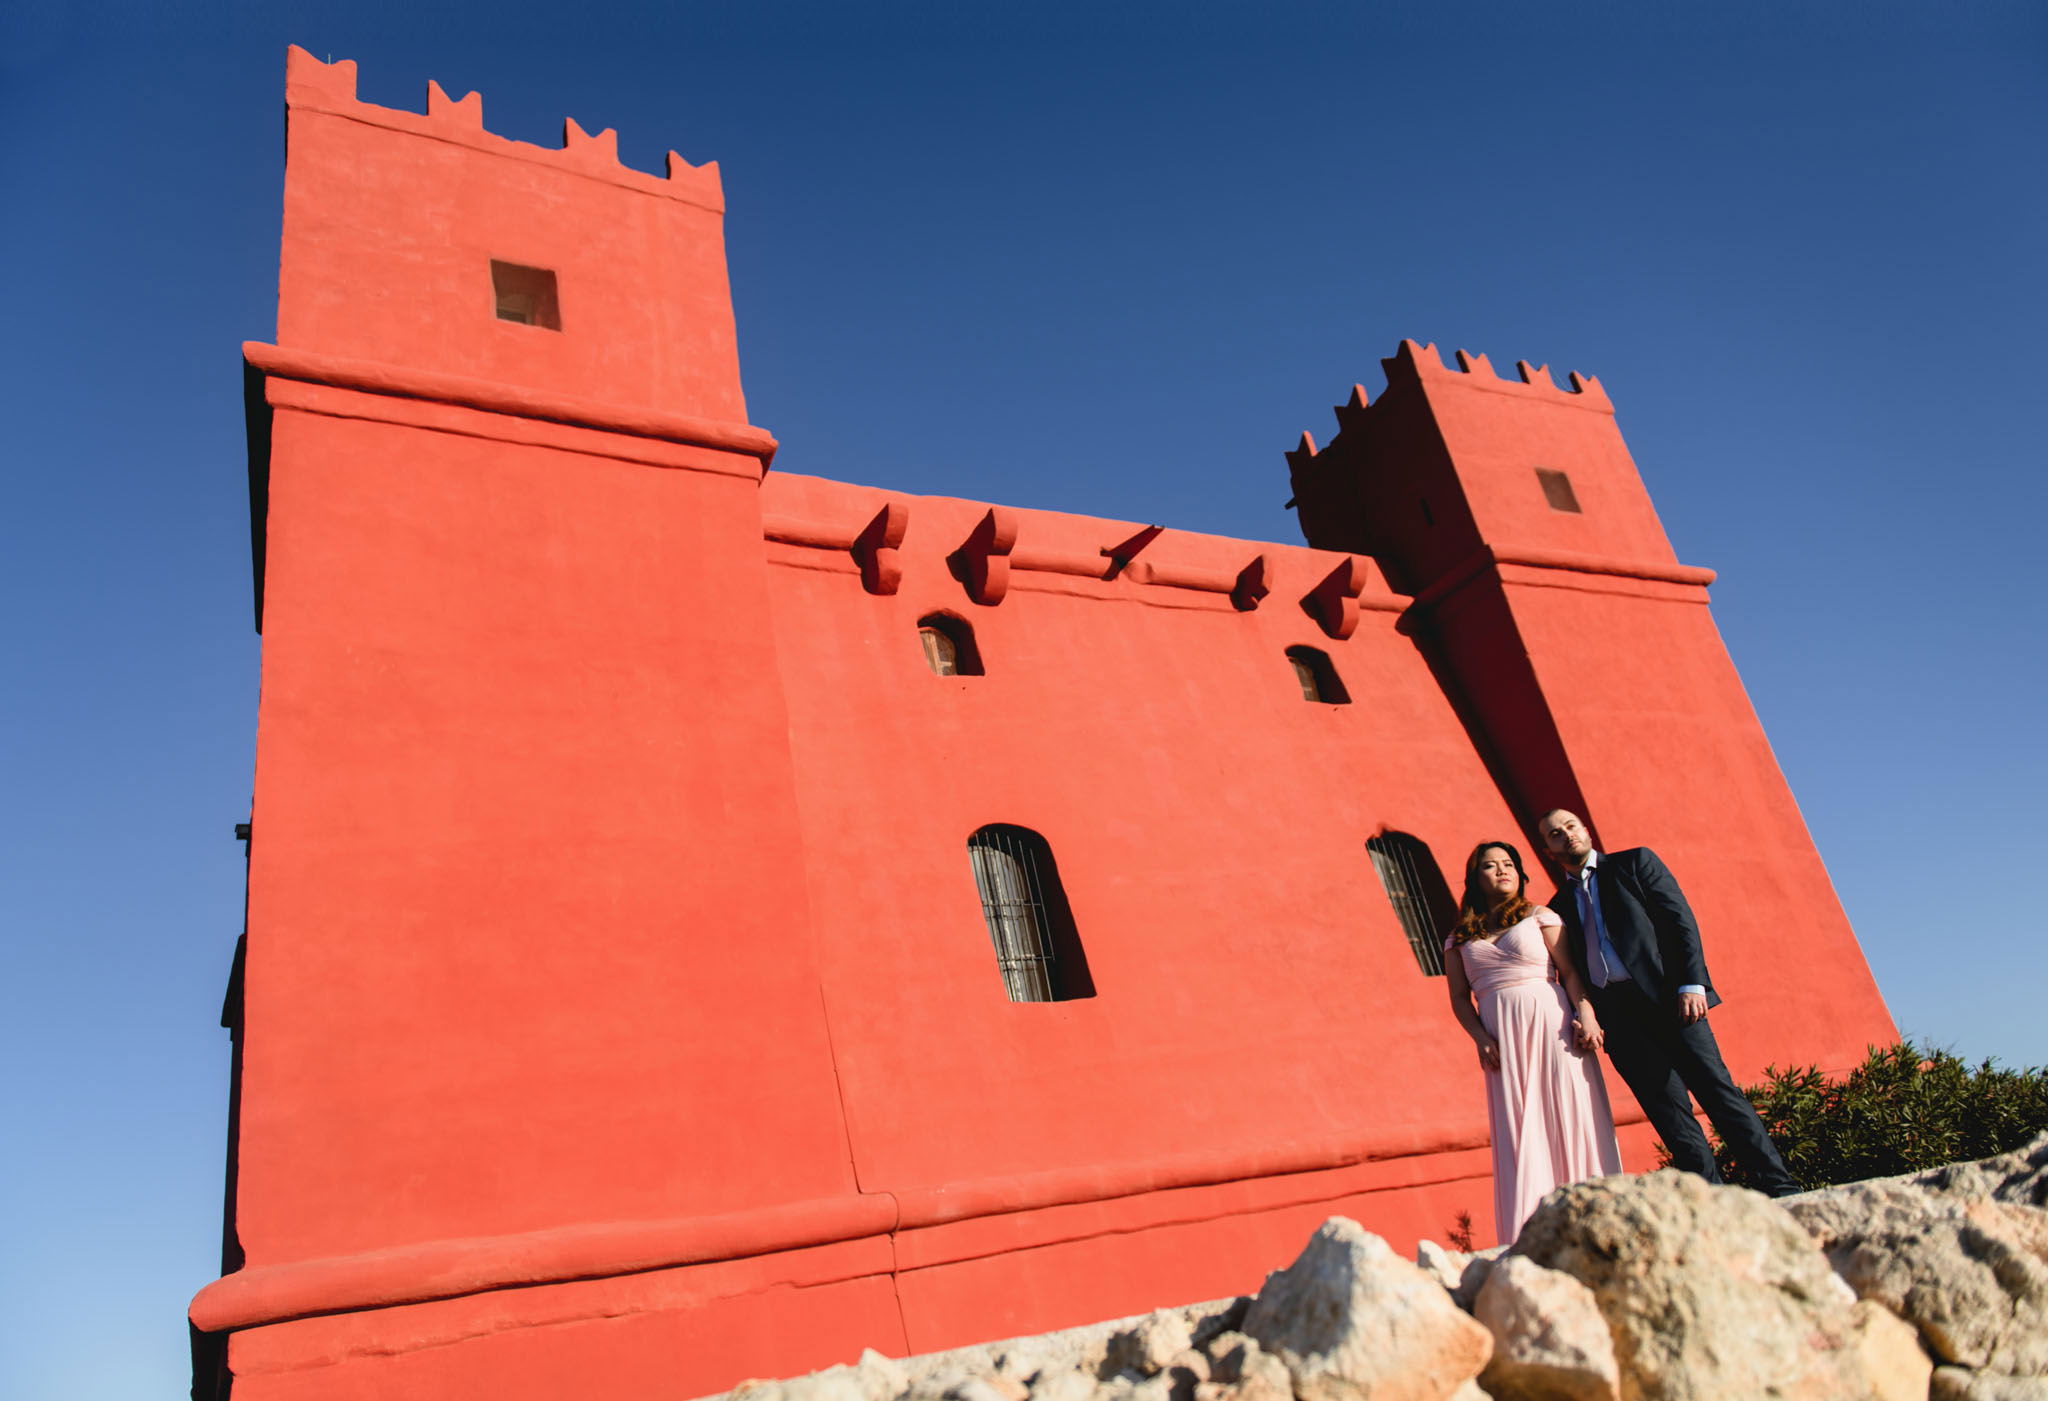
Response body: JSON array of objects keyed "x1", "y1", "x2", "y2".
[
  {"x1": 195, "y1": 50, "x2": 1896, "y2": 1401},
  {"x1": 758, "y1": 472, "x2": 1524, "y2": 1193}
]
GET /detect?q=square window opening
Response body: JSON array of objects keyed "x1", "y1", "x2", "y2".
[
  {"x1": 492, "y1": 261, "x2": 561, "y2": 330},
  {"x1": 1537, "y1": 468, "x2": 1581, "y2": 513}
]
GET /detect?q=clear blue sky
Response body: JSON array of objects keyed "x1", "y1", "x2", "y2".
[{"x1": 3, "y1": 3, "x2": 2042, "y2": 1396}]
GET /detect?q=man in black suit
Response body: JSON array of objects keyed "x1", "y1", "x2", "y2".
[{"x1": 1538, "y1": 808, "x2": 1798, "y2": 1196}]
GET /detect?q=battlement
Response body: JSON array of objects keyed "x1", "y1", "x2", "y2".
[
  {"x1": 284, "y1": 46, "x2": 724, "y2": 212},
  {"x1": 1380, "y1": 339, "x2": 1611, "y2": 409},
  {"x1": 1284, "y1": 340, "x2": 1615, "y2": 507}
]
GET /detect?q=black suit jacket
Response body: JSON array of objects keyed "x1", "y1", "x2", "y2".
[{"x1": 1549, "y1": 847, "x2": 1722, "y2": 1008}]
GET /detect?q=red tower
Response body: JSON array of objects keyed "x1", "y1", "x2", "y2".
[
  {"x1": 1287, "y1": 343, "x2": 1889, "y2": 1066},
  {"x1": 192, "y1": 50, "x2": 1894, "y2": 1401}
]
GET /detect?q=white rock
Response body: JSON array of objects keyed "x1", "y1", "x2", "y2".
[
  {"x1": 1515, "y1": 1169, "x2": 1931, "y2": 1401},
  {"x1": 1930, "y1": 1365, "x2": 2048, "y2": 1400},
  {"x1": 1106, "y1": 1310, "x2": 1198, "y2": 1378},
  {"x1": 1790, "y1": 1179, "x2": 2048, "y2": 1375},
  {"x1": 1242, "y1": 1216, "x2": 1492, "y2": 1401},
  {"x1": 1471, "y1": 1254, "x2": 1618, "y2": 1401},
  {"x1": 1414, "y1": 1240, "x2": 1469, "y2": 1294},
  {"x1": 1195, "y1": 1333, "x2": 1291, "y2": 1401},
  {"x1": 1029, "y1": 1372, "x2": 1101, "y2": 1401}
]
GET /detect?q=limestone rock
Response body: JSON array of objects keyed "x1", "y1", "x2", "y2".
[
  {"x1": 1515, "y1": 1169, "x2": 1930, "y2": 1401},
  {"x1": 1931, "y1": 1365, "x2": 2048, "y2": 1401},
  {"x1": 1789, "y1": 1177, "x2": 2048, "y2": 1376},
  {"x1": 892, "y1": 1299, "x2": 1241, "y2": 1400},
  {"x1": 1415, "y1": 1240, "x2": 1469, "y2": 1294},
  {"x1": 1241, "y1": 1216, "x2": 1492, "y2": 1401},
  {"x1": 1029, "y1": 1373, "x2": 1100, "y2": 1401},
  {"x1": 1106, "y1": 1309, "x2": 1197, "y2": 1378},
  {"x1": 1471, "y1": 1254, "x2": 1617, "y2": 1401},
  {"x1": 1844, "y1": 1298, "x2": 1941, "y2": 1401},
  {"x1": 944, "y1": 1380, "x2": 1022, "y2": 1401},
  {"x1": 1911, "y1": 1131, "x2": 2048, "y2": 1211},
  {"x1": 1194, "y1": 1333, "x2": 1290, "y2": 1401},
  {"x1": 731, "y1": 1368, "x2": 877, "y2": 1401}
]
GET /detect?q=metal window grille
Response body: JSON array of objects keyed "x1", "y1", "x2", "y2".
[
  {"x1": 1367, "y1": 834, "x2": 1449, "y2": 976},
  {"x1": 967, "y1": 825, "x2": 1062, "y2": 1002}
]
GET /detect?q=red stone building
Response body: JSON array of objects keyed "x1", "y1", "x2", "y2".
[{"x1": 191, "y1": 47, "x2": 1896, "y2": 1401}]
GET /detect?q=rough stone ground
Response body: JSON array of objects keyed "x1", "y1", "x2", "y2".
[{"x1": 710, "y1": 1133, "x2": 2048, "y2": 1401}]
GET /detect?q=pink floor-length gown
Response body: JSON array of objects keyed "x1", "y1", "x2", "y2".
[{"x1": 1451, "y1": 908, "x2": 1622, "y2": 1243}]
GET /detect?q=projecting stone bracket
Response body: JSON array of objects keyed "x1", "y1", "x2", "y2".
[
  {"x1": 951, "y1": 508, "x2": 1020, "y2": 605},
  {"x1": 1303, "y1": 558, "x2": 1368, "y2": 640},
  {"x1": 852, "y1": 501, "x2": 910, "y2": 595}
]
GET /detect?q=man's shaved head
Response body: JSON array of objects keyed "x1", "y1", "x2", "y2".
[{"x1": 1537, "y1": 809, "x2": 1594, "y2": 867}]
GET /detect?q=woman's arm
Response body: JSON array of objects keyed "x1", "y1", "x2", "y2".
[
  {"x1": 1444, "y1": 942, "x2": 1500, "y2": 1072},
  {"x1": 1540, "y1": 914, "x2": 1604, "y2": 1053}
]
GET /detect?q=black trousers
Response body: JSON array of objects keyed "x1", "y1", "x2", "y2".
[{"x1": 1590, "y1": 980, "x2": 1797, "y2": 1196}]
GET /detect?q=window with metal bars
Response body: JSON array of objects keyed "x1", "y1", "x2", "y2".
[
  {"x1": 966, "y1": 825, "x2": 1093, "y2": 1002},
  {"x1": 1366, "y1": 832, "x2": 1455, "y2": 976},
  {"x1": 1286, "y1": 645, "x2": 1350, "y2": 704}
]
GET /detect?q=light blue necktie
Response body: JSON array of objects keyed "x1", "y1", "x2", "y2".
[{"x1": 1576, "y1": 868, "x2": 1626, "y2": 987}]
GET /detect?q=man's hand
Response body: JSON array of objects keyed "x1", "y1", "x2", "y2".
[{"x1": 1677, "y1": 991, "x2": 1710, "y2": 1025}]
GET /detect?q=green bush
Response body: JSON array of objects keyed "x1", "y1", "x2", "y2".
[{"x1": 1658, "y1": 1040, "x2": 2048, "y2": 1191}]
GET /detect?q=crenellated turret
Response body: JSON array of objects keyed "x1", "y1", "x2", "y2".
[
  {"x1": 1281, "y1": 338, "x2": 1891, "y2": 1114},
  {"x1": 274, "y1": 46, "x2": 746, "y2": 424}
]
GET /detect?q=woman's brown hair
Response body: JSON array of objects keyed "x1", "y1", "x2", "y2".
[{"x1": 1449, "y1": 840, "x2": 1537, "y2": 945}]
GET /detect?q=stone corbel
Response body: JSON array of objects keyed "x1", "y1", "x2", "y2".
[
  {"x1": 852, "y1": 501, "x2": 910, "y2": 595},
  {"x1": 1232, "y1": 555, "x2": 1272, "y2": 612},
  {"x1": 1304, "y1": 558, "x2": 1367, "y2": 640},
  {"x1": 952, "y1": 508, "x2": 1019, "y2": 605}
]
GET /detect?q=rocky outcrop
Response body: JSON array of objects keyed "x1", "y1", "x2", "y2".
[
  {"x1": 1471, "y1": 1255, "x2": 1616, "y2": 1401},
  {"x1": 1240, "y1": 1218, "x2": 1493, "y2": 1401},
  {"x1": 711, "y1": 1133, "x2": 2048, "y2": 1401},
  {"x1": 1788, "y1": 1131, "x2": 2048, "y2": 1400},
  {"x1": 1513, "y1": 1168, "x2": 1927, "y2": 1400}
]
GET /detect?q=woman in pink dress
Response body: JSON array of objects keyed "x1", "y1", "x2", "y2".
[{"x1": 1444, "y1": 840, "x2": 1622, "y2": 1243}]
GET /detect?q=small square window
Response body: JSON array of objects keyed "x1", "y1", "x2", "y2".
[
  {"x1": 1536, "y1": 468, "x2": 1581, "y2": 513},
  {"x1": 491, "y1": 261, "x2": 560, "y2": 330}
]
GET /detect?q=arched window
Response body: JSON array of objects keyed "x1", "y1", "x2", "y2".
[
  {"x1": 1286, "y1": 646, "x2": 1350, "y2": 704},
  {"x1": 1366, "y1": 832, "x2": 1454, "y2": 976},
  {"x1": 919, "y1": 613, "x2": 983, "y2": 676},
  {"x1": 966, "y1": 825, "x2": 1093, "y2": 1002}
]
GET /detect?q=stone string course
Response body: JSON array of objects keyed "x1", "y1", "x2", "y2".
[{"x1": 708, "y1": 1133, "x2": 2048, "y2": 1401}]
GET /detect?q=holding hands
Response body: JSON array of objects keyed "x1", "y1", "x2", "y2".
[{"x1": 1571, "y1": 1001, "x2": 1605, "y2": 1053}]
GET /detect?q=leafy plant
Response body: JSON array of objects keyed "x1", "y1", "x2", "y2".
[
  {"x1": 1657, "y1": 1040, "x2": 2048, "y2": 1191},
  {"x1": 1446, "y1": 1208, "x2": 1475, "y2": 1253}
]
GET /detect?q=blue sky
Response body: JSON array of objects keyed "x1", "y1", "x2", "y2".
[{"x1": 3, "y1": 3, "x2": 2043, "y2": 1396}]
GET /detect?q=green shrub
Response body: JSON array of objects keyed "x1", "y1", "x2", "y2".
[{"x1": 1658, "y1": 1040, "x2": 2048, "y2": 1191}]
